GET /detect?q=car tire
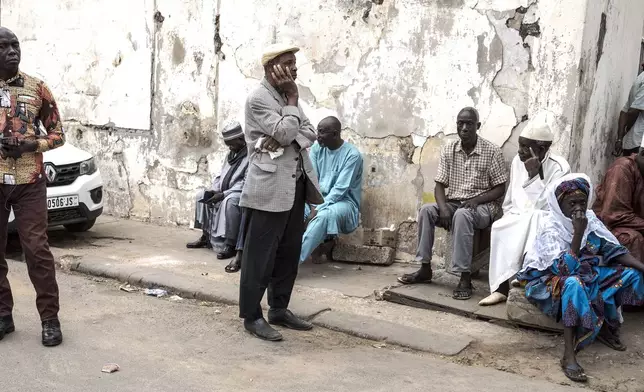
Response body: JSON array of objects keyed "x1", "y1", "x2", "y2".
[{"x1": 64, "y1": 218, "x2": 96, "y2": 233}]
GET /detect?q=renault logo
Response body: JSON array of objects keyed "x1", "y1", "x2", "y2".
[{"x1": 45, "y1": 164, "x2": 57, "y2": 182}]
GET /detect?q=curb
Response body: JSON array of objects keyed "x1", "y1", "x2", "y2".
[{"x1": 68, "y1": 258, "x2": 472, "y2": 356}]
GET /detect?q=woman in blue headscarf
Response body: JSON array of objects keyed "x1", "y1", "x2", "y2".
[{"x1": 518, "y1": 173, "x2": 644, "y2": 383}]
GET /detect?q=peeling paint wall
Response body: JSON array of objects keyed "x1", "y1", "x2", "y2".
[
  {"x1": 571, "y1": 0, "x2": 644, "y2": 185},
  {"x1": 2, "y1": 0, "x2": 643, "y2": 231}
]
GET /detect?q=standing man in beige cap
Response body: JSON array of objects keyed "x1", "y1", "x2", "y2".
[
  {"x1": 238, "y1": 43, "x2": 323, "y2": 341},
  {"x1": 479, "y1": 113, "x2": 570, "y2": 306}
]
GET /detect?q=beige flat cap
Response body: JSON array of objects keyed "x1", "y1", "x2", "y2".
[{"x1": 261, "y1": 43, "x2": 300, "y2": 66}]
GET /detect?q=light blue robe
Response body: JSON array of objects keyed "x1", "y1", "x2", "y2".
[{"x1": 300, "y1": 142, "x2": 363, "y2": 263}]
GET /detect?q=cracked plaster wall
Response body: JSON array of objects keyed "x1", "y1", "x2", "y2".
[
  {"x1": 2, "y1": 0, "x2": 641, "y2": 231},
  {"x1": 570, "y1": 0, "x2": 644, "y2": 186}
]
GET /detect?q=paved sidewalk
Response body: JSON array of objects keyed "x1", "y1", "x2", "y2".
[
  {"x1": 18, "y1": 216, "x2": 644, "y2": 390},
  {"x1": 4, "y1": 261, "x2": 588, "y2": 392}
]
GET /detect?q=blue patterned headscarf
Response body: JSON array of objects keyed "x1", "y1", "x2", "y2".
[{"x1": 554, "y1": 177, "x2": 590, "y2": 203}]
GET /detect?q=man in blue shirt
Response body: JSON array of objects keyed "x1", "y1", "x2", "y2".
[{"x1": 300, "y1": 116, "x2": 363, "y2": 264}]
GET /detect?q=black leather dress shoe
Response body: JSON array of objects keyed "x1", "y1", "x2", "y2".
[
  {"x1": 42, "y1": 319, "x2": 63, "y2": 347},
  {"x1": 268, "y1": 309, "x2": 313, "y2": 331},
  {"x1": 217, "y1": 245, "x2": 236, "y2": 260},
  {"x1": 244, "y1": 318, "x2": 283, "y2": 341},
  {"x1": 0, "y1": 315, "x2": 15, "y2": 341},
  {"x1": 186, "y1": 235, "x2": 210, "y2": 249}
]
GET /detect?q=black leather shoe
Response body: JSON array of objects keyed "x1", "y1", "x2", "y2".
[
  {"x1": 42, "y1": 319, "x2": 63, "y2": 347},
  {"x1": 217, "y1": 245, "x2": 236, "y2": 260},
  {"x1": 0, "y1": 315, "x2": 15, "y2": 341},
  {"x1": 268, "y1": 309, "x2": 313, "y2": 331},
  {"x1": 187, "y1": 235, "x2": 210, "y2": 249},
  {"x1": 244, "y1": 318, "x2": 283, "y2": 341}
]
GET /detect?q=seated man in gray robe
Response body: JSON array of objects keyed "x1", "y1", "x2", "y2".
[{"x1": 187, "y1": 122, "x2": 249, "y2": 260}]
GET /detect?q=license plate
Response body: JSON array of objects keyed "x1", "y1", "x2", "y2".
[{"x1": 47, "y1": 195, "x2": 79, "y2": 210}]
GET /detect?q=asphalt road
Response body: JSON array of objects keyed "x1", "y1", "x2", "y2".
[{"x1": 1, "y1": 261, "x2": 585, "y2": 392}]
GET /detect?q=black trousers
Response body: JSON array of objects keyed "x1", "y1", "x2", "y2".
[{"x1": 238, "y1": 178, "x2": 306, "y2": 320}]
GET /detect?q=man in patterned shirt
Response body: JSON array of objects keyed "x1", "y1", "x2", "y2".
[
  {"x1": 398, "y1": 107, "x2": 508, "y2": 300},
  {"x1": 0, "y1": 27, "x2": 65, "y2": 346}
]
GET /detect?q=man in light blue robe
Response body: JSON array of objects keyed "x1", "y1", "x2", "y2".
[{"x1": 300, "y1": 117, "x2": 363, "y2": 264}]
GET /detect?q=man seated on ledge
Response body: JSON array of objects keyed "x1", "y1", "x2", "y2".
[
  {"x1": 397, "y1": 107, "x2": 508, "y2": 300},
  {"x1": 479, "y1": 112, "x2": 570, "y2": 306},
  {"x1": 593, "y1": 146, "x2": 644, "y2": 260},
  {"x1": 187, "y1": 122, "x2": 249, "y2": 260},
  {"x1": 300, "y1": 116, "x2": 363, "y2": 264}
]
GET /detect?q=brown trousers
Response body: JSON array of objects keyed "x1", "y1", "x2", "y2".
[{"x1": 0, "y1": 178, "x2": 59, "y2": 321}]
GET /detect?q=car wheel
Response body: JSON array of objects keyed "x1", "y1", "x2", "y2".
[{"x1": 64, "y1": 218, "x2": 97, "y2": 233}]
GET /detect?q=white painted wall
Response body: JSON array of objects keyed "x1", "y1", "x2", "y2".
[
  {"x1": 2, "y1": 0, "x2": 642, "y2": 230},
  {"x1": 1, "y1": 0, "x2": 154, "y2": 130},
  {"x1": 572, "y1": 0, "x2": 644, "y2": 185}
]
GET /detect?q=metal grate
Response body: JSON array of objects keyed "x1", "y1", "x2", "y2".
[
  {"x1": 46, "y1": 163, "x2": 80, "y2": 187},
  {"x1": 48, "y1": 208, "x2": 82, "y2": 224}
]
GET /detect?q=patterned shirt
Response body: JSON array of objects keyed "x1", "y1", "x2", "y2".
[
  {"x1": 0, "y1": 72, "x2": 65, "y2": 185},
  {"x1": 435, "y1": 137, "x2": 508, "y2": 216}
]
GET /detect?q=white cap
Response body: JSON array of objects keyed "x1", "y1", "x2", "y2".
[
  {"x1": 261, "y1": 43, "x2": 300, "y2": 66},
  {"x1": 520, "y1": 112, "x2": 555, "y2": 142}
]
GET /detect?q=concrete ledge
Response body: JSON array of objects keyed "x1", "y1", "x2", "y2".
[
  {"x1": 506, "y1": 287, "x2": 563, "y2": 332},
  {"x1": 311, "y1": 311, "x2": 472, "y2": 356},
  {"x1": 332, "y1": 244, "x2": 395, "y2": 265}
]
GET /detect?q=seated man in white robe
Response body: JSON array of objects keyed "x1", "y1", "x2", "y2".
[
  {"x1": 187, "y1": 122, "x2": 249, "y2": 261},
  {"x1": 479, "y1": 113, "x2": 570, "y2": 306}
]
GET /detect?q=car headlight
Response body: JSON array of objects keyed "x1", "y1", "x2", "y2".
[{"x1": 80, "y1": 158, "x2": 97, "y2": 176}]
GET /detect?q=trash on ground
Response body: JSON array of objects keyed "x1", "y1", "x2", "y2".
[
  {"x1": 168, "y1": 295, "x2": 183, "y2": 302},
  {"x1": 119, "y1": 284, "x2": 138, "y2": 293},
  {"x1": 144, "y1": 288, "x2": 167, "y2": 297},
  {"x1": 199, "y1": 301, "x2": 214, "y2": 307},
  {"x1": 372, "y1": 343, "x2": 387, "y2": 349},
  {"x1": 332, "y1": 265, "x2": 342, "y2": 270},
  {"x1": 101, "y1": 363, "x2": 120, "y2": 373},
  {"x1": 214, "y1": 309, "x2": 222, "y2": 314}
]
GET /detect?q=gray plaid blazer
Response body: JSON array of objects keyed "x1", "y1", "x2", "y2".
[{"x1": 240, "y1": 78, "x2": 324, "y2": 212}]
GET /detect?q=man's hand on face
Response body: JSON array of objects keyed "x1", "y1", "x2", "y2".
[
  {"x1": 524, "y1": 147, "x2": 541, "y2": 178},
  {"x1": 271, "y1": 65, "x2": 298, "y2": 99},
  {"x1": 260, "y1": 136, "x2": 281, "y2": 152}
]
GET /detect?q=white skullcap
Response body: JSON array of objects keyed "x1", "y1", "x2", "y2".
[
  {"x1": 261, "y1": 43, "x2": 300, "y2": 66},
  {"x1": 520, "y1": 111, "x2": 555, "y2": 142}
]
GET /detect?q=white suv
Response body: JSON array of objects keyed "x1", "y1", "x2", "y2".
[{"x1": 8, "y1": 143, "x2": 104, "y2": 232}]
